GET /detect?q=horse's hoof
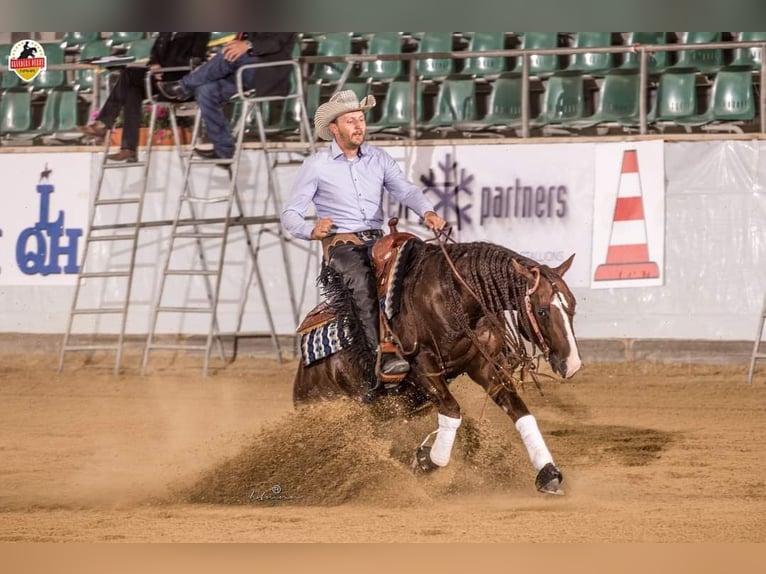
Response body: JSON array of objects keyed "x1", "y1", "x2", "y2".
[
  {"x1": 412, "y1": 445, "x2": 439, "y2": 473},
  {"x1": 535, "y1": 462, "x2": 564, "y2": 495}
]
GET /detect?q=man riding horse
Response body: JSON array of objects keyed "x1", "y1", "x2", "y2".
[{"x1": 281, "y1": 90, "x2": 446, "y2": 401}]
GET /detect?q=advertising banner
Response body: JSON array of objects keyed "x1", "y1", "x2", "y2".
[
  {"x1": 0, "y1": 154, "x2": 90, "y2": 285},
  {"x1": 385, "y1": 143, "x2": 597, "y2": 287}
]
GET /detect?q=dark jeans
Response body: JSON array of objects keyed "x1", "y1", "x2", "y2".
[
  {"x1": 179, "y1": 51, "x2": 261, "y2": 158},
  {"x1": 98, "y1": 66, "x2": 185, "y2": 151},
  {"x1": 326, "y1": 243, "x2": 380, "y2": 353}
]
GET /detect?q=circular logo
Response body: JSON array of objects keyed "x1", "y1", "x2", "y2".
[{"x1": 9, "y1": 39, "x2": 47, "y2": 82}]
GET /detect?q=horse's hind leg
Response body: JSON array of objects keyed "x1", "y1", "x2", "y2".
[{"x1": 468, "y1": 363, "x2": 564, "y2": 495}]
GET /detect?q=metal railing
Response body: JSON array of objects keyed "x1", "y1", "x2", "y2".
[{"x1": 298, "y1": 39, "x2": 766, "y2": 139}]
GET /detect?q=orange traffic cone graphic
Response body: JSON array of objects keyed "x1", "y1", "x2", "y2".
[{"x1": 594, "y1": 149, "x2": 659, "y2": 280}]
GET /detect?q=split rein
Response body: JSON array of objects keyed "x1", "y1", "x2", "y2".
[{"x1": 426, "y1": 226, "x2": 552, "y2": 392}]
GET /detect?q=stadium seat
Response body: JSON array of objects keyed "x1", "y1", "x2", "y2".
[
  {"x1": 0, "y1": 44, "x2": 20, "y2": 90},
  {"x1": 461, "y1": 32, "x2": 507, "y2": 79},
  {"x1": 308, "y1": 32, "x2": 354, "y2": 84},
  {"x1": 648, "y1": 68, "x2": 699, "y2": 128},
  {"x1": 619, "y1": 32, "x2": 669, "y2": 73},
  {"x1": 566, "y1": 32, "x2": 615, "y2": 76},
  {"x1": 0, "y1": 87, "x2": 34, "y2": 138},
  {"x1": 109, "y1": 32, "x2": 146, "y2": 46},
  {"x1": 530, "y1": 71, "x2": 586, "y2": 132},
  {"x1": 420, "y1": 75, "x2": 477, "y2": 134},
  {"x1": 415, "y1": 32, "x2": 455, "y2": 80},
  {"x1": 33, "y1": 86, "x2": 83, "y2": 143},
  {"x1": 125, "y1": 38, "x2": 155, "y2": 61},
  {"x1": 60, "y1": 32, "x2": 101, "y2": 53},
  {"x1": 516, "y1": 32, "x2": 561, "y2": 77},
  {"x1": 31, "y1": 42, "x2": 66, "y2": 91},
  {"x1": 671, "y1": 32, "x2": 724, "y2": 74},
  {"x1": 358, "y1": 32, "x2": 403, "y2": 82},
  {"x1": 564, "y1": 69, "x2": 641, "y2": 131},
  {"x1": 74, "y1": 40, "x2": 111, "y2": 92},
  {"x1": 453, "y1": 72, "x2": 523, "y2": 135},
  {"x1": 366, "y1": 78, "x2": 424, "y2": 137},
  {"x1": 730, "y1": 32, "x2": 766, "y2": 69},
  {"x1": 674, "y1": 66, "x2": 755, "y2": 132}
]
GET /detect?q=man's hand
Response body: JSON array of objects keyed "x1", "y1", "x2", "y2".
[
  {"x1": 310, "y1": 218, "x2": 335, "y2": 240},
  {"x1": 424, "y1": 211, "x2": 446, "y2": 232},
  {"x1": 222, "y1": 40, "x2": 250, "y2": 62}
]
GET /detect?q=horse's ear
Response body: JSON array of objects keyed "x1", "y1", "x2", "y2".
[
  {"x1": 511, "y1": 258, "x2": 535, "y2": 284},
  {"x1": 554, "y1": 254, "x2": 575, "y2": 277}
]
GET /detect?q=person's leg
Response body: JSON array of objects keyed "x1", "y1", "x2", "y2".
[
  {"x1": 92, "y1": 68, "x2": 129, "y2": 128},
  {"x1": 118, "y1": 67, "x2": 148, "y2": 152},
  {"x1": 194, "y1": 78, "x2": 238, "y2": 158}
]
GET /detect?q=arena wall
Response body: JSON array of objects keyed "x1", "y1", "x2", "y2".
[{"x1": 0, "y1": 139, "x2": 763, "y2": 362}]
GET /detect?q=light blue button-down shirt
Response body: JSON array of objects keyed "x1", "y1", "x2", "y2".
[{"x1": 281, "y1": 141, "x2": 436, "y2": 241}]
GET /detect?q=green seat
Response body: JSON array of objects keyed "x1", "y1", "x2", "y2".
[
  {"x1": 671, "y1": 32, "x2": 724, "y2": 74},
  {"x1": 126, "y1": 38, "x2": 155, "y2": 61},
  {"x1": 60, "y1": 32, "x2": 100, "y2": 51},
  {"x1": 566, "y1": 32, "x2": 615, "y2": 76},
  {"x1": 730, "y1": 32, "x2": 766, "y2": 69},
  {"x1": 0, "y1": 44, "x2": 20, "y2": 89},
  {"x1": 341, "y1": 78, "x2": 372, "y2": 103},
  {"x1": 366, "y1": 79, "x2": 424, "y2": 136},
  {"x1": 620, "y1": 32, "x2": 668, "y2": 73},
  {"x1": 421, "y1": 75, "x2": 477, "y2": 132},
  {"x1": 416, "y1": 32, "x2": 455, "y2": 80},
  {"x1": 454, "y1": 72, "x2": 523, "y2": 134},
  {"x1": 31, "y1": 43, "x2": 66, "y2": 90},
  {"x1": 531, "y1": 71, "x2": 586, "y2": 127},
  {"x1": 208, "y1": 32, "x2": 236, "y2": 47},
  {"x1": 308, "y1": 32, "x2": 353, "y2": 83},
  {"x1": 110, "y1": 32, "x2": 146, "y2": 46},
  {"x1": 648, "y1": 68, "x2": 698, "y2": 123},
  {"x1": 75, "y1": 40, "x2": 111, "y2": 91},
  {"x1": 35, "y1": 86, "x2": 80, "y2": 134},
  {"x1": 461, "y1": 32, "x2": 507, "y2": 78},
  {"x1": 359, "y1": 32, "x2": 403, "y2": 82},
  {"x1": 565, "y1": 69, "x2": 640, "y2": 130},
  {"x1": 517, "y1": 32, "x2": 561, "y2": 76},
  {"x1": 675, "y1": 66, "x2": 755, "y2": 130},
  {"x1": 0, "y1": 87, "x2": 33, "y2": 136}
]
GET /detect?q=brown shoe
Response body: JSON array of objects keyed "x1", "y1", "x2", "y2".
[
  {"x1": 78, "y1": 121, "x2": 108, "y2": 138},
  {"x1": 107, "y1": 149, "x2": 137, "y2": 163}
]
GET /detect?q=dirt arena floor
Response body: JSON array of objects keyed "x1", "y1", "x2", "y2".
[{"x1": 1, "y1": 351, "x2": 765, "y2": 543}]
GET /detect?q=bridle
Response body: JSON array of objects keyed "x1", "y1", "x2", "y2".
[{"x1": 522, "y1": 267, "x2": 550, "y2": 359}]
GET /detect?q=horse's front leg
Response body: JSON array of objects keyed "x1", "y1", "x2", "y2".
[
  {"x1": 466, "y1": 359, "x2": 564, "y2": 495},
  {"x1": 411, "y1": 355, "x2": 463, "y2": 471}
]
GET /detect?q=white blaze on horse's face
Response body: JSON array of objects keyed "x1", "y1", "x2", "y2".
[{"x1": 551, "y1": 291, "x2": 582, "y2": 378}]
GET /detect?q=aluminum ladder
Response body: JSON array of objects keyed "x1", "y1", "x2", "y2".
[
  {"x1": 747, "y1": 292, "x2": 766, "y2": 385},
  {"x1": 58, "y1": 74, "x2": 189, "y2": 375},
  {"x1": 141, "y1": 60, "x2": 314, "y2": 375}
]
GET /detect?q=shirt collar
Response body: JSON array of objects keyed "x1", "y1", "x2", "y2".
[{"x1": 330, "y1": 139, "x2": 367, "y2": 160}]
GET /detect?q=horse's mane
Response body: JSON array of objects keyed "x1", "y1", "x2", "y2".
[{"x1": 406, "y1": 241, "x2": 559, "y2": 363}]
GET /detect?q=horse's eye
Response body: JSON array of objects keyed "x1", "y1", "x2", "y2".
[{"x1": 537, "y1": 308, "x2": 548, "y2": 319}]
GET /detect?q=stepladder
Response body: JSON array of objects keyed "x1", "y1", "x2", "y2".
[
  {"x1": 58, "y1": 73, "x2": 193, "y2": 375},
  {"x1": 141, "y1": 59, "x2": 315, "y2": 376},
  {"x1": 747, "y1": 292, "x2": 766, "y2": 384}
]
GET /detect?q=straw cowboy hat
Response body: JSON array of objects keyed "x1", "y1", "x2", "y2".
[{"x1": 314, "y1": 90, "x2": 376, "y2": 141}]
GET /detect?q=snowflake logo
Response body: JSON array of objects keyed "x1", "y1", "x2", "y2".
[{"x1": 419, "y1": 153, "x2": 474, "y2": 230}]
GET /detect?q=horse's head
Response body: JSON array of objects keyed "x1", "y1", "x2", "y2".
[{"x1": 511, "y1": 254, "x2": 582, "y2": 379}]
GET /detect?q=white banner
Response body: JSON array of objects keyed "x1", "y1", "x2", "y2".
[
  {"x1": 0, "y1": 154, "x2": 91, "y2": 286},
  {"x1": 382, "y1": 143, "x2": 596, "y2": 287},
  {"x1": 590, "y1": 141, "x2": 665, "y2": 289}
]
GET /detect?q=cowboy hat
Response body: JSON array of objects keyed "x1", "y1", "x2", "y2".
[{"x1": 314, "y1": 90, "x2": 376, "y2": 141}]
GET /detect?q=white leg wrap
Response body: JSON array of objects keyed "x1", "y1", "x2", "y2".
[
  {"x1": 515, "y1": 414, "x2": 554, "y2": 471},
  {"x1": 429, "y1": 414, "x2": 462, "y2": 467}
]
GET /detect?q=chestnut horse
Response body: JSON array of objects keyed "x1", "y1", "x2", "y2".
[{"x1": 293, "y1": 235, "x2": 582, "y2": 494}]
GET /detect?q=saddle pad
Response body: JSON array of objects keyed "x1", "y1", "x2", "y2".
[{"x1": 300, "y1": 318, "x2": 353, "y2": 366}]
